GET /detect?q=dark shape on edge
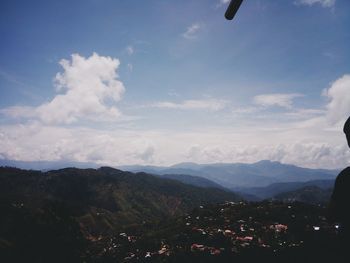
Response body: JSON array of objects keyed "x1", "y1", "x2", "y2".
[
  {"x1": 328, "y1": 116, "x2": 350, "y2": 260},
  {"x1": 225, "y1": 0, "x2": 244, "y2": 20}
]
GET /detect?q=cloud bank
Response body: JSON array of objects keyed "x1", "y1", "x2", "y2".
[
  {"x1": 295, "y1": 0, "x2": 336, "y2": 8},
  {"x1": 1, "y1": 52, "x2": 350, "y2": 169},
  {"x1": 183, "y1": 23, "x2": 201, "y2": 39},
  {"x1": 152, "y1": 99, "x2": 228, "y2": 111},
  {"x1": 253, "y1": 93, "x2": 303, "y2": 109},
  {"x1": 324, "y1": 74, "x2": 350, "y2": 125}
]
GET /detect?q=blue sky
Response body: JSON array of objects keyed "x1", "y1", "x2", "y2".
[{"x1": 1, "y1": 0, "x2": 350, "y2": 168}]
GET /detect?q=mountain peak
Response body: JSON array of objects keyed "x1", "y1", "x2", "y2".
[
  {"x1": 170, "y1": 162, "x2": 200, "y2": 169},
  {"x1": 254, "y1": 160, "x2": 281, "y2": 165}
]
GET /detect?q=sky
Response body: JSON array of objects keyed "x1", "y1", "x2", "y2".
[{"x1": 0, "y1": 0, "x2": 350, "y2": 169}]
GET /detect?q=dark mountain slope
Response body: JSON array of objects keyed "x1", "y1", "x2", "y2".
[
  {"x1": 0, "y1": 166, "x2": 240, "y2": 236},
  {"x1": 273, "y1": 186, "x2": 333, "y2": 205},
  {"x1": 235, "y1": 179, "x2": 335, "y2": 200},
  {"x1": 0, "y1": 166, "x2": 241, "y2": 262},
  {"x1": 155, "y1": 173, "x2": 227, "y2": 190}
]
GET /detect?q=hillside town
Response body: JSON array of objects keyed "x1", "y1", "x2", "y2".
[{"x1": 87, "y1": 201, "x2": 343, "y2": 262}]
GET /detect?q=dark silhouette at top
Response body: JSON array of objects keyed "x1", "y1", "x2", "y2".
[
  {"x1": 345, "y1": 117, "x2": 350, "y2": 148},
  {"x1": 225, "y1": 0, "x2": 244, "y2": 20},
  {"x1": 328, "y1": 116, "x2": 350, "y2": 258}
]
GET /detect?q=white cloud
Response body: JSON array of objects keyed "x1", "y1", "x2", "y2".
[
  {"x1": 1, "y1": 63, "x2": 350, "y2": 169},
  {"x1": 283, "y1": 108, "x2": 325, "y2": 119},
  {"x1": 217, "y1": 0, "x2": 231, "y2": 7},
  {"x1": 253, "y1": 93, "x2": 303, "y2": 109},
  {"x1": 295, "y1": 0, "x2": 336, "y2": 8},
  {"x1": 182, "y1": 23, "x2": 201, "y2": 39},
  {"x1": 126, "y1": 45, "x2": 134, "y2": 55},
  {"x1": 1, "y1": 106, "x2": 36, "y2": 119},
  {"x1": 231, "y1": 106, "x2": 261, "y2": 115},
  {"x1": 0, "y1": 121, "x2": 348, "y2": 169},
  {"x1": 0, "y1": 123, "x2": 158, "y2": 165},
  {"x1": 1, "y1": 53, "x2": 125, "y2": 124},
  {"x1": 136, "y1": 145, "x2": 155, "y2": 163},
  {"x1": 151, "y1": 99, "x2": 228, "y2": 111},
  {"x1": 127, "y1": 63, "x2": 133, "y2": 72},
  {"x1": 323, "y1": 74, "x2": 350, "y2": 125},
  {"x1": 167, "y1": 89, "x2": 180, "y2": 97}
]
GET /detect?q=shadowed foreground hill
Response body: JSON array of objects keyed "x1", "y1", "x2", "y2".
[
  {"x1": 0, "y1": 166, "x2": 240, "y2": 234},
  {"x1": 1, "y1": 167, "x2": 346, "y2": 263},
  {"x1": 236, "y1": 179, "x2": 335, "y2": 201},
  {"x1": 273, "y1": 186, "x2": 333, "y2": 205},
  {"x1": 0, "y1": 166, "x2": 240, "y2": 262}
]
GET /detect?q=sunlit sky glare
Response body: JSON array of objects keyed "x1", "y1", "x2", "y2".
[{"x1": 1, "y1": 0, "x2": 350, "y2": 168}]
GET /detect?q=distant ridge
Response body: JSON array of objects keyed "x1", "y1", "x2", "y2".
[
  {"x1": 120, "y1": 160, "x2": 339, "y2": 188},
  {"x1": 154, "y1": 173, "x2": 227, "y2": 190},
  {"x1": 1, "y1": 159, "x2": 339, "y2": 189},
  {"x1": 0, "y1": 159, "x2": 99, "y2": 171}
]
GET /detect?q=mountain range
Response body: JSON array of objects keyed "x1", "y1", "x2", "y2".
[
  {"x1": 0, "y1": 159, "x2": 99, "y2": 171},
  {"x1": 0, "y1": 164, "x2": 339, "y2": 262},
  {"x1": 1, "y1": 159, "x2": 339, "y2": 199},
  {"x1": 0, "y1": 166, "x2": 244, "y2": 262},
  {"x1": 235, "y1": 179, "x2": 335, "y2": 200},
  {"x1": 0, "y1": 166, "x2": 240, "y2": 235},
  {"x1": 120, "y1": 160, "x2": 339, "y2": 188}
]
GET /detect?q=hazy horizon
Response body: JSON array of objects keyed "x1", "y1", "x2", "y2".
[
  {"x1": 0, "y1": 158, "x2": 342, "y2": 171},
  {"x1": 1, "y1": 0, "x2": 350, "y2": 169}
]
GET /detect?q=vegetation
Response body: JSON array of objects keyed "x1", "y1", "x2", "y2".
[
  {"x1": 85, "y1": 201, "x2": 345, "y2": 263},
  {"x1": 0, "y1": 167, "x2": 345, "y2": 262},
  {"x1": 274, "y1": 186, "x2": 333, "y2": 205},
  {"x1": 0, "y1": 166, "x2": 240, "y2": 262}
]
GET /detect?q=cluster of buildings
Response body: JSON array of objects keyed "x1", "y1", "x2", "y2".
[{"x1": 92, "y1": 201, "x2": 341, "y2": 261}]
